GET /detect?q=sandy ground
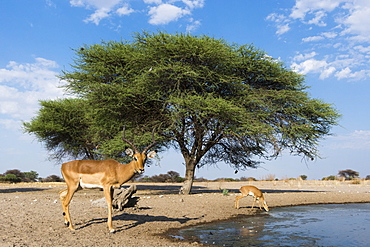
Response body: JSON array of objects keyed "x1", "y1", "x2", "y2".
[{"x1": 1, "y1": 180, "x2": 370, "y2": 247}]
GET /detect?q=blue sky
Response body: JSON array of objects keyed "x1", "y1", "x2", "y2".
[{"x1": 1, "y1": 0, "x2": 369, "y2": 180}]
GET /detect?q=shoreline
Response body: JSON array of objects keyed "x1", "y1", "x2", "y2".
[{"x1": 1, "y1": 181, "x2": 369, "y2": 246}]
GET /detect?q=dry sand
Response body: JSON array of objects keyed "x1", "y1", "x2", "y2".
[{"x1": 1, "y1": 180, "x2": 369, "y2": 246}]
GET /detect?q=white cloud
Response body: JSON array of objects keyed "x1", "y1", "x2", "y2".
[
  {"x1": 340, "y1": 2, "x2": 370, "y2": 42},
  {"x1": 290, "y1": 0, "x2": 342, "y2": 20},
  {"x1": 291, "y1": 54, "x2": 336, "y2": 79},
  {"x1": 0, "y1": 58, "x2": 65, "y2": 127},
  {"x1": 116, "y1": 5, "x2": 134, "y2": 16},
  {"x1": 293, "y1": 51, "x2": 318, "y2": 62},
  {"x1": 70, "y1": 0, "x2": 124, "y2": 24},
  {"x1": 302, "y1": 35, "x2": 324, "y2": 42},
  {"x1": 70, "y1": 0, "x2": 204, "y2": 28},
  {"x1": 148, "y1": 4, "x2": 190, "y2": 25},
  {"x1": 321, "y1": 31, "x2": 338, "y2": 38},
  {"x1": 182, "y1": 0, "x2": 204, "y2": 9},
  {"x1": 144, "y1": 0, "x2": 162, "y2": 4},
  {"x1": 306, "y1": 10, "x2": 327, "y2": 26},
  {"x1": 268, "y1": 0, "x2": 370, "y2": 80},
  {"x1": 266, "y1": 13, "x2": 291, "y2": 35},
  {"x1": 186, "y1": 18, "x2": 201, "y2": 32},
  {"x1": 328, "y1": 130, "x2": 370, "y2": 150},
  {"x1": 84, "y1": 8, "x2": 110, "y2": 25}
]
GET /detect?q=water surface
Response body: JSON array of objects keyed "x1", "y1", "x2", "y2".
[{"x1": 177, "y1": 203, "x2": 370, "y2": 246}]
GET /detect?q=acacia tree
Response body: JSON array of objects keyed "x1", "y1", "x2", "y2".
[
  {"x1": 338, "y1": 169, "x2": 359, "y2": 180},
  {"x1": 24, "y1": 98, "x2": 98, "y2": 161},
  {"x1": 25, "y1": 32, "x2": 340, "y2": 194}
]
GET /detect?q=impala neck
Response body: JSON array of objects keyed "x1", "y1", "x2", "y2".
[{"x1": 118, "y1": 158, "x2": 145, "y2": 184}]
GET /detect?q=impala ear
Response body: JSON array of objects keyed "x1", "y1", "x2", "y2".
[
  {"x1": 125, "y1": 148, "x2": 134, "y2": 157},
  {"x1": 147, "y1": 150, "x2": 157, "y2": 159}
]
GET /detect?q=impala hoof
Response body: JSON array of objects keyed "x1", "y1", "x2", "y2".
[{"x1": 109, "y1": 229, "x2": 116, "y2": 234}]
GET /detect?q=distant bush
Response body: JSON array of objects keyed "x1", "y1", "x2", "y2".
[
  {"x1": 42, "y1": 175, "x2": 63, "y2": 182},
  {"x1": 0, "y1": 174, "x2": 22, "y2": 183},
  {"x1": 350, "y1": 179, "x2": 361, "y2": 184},
  {"x1": 214, "y1": 178, "x2": 239, "y2": 182},
  {"x1": 194, "y1": 177, "x2": 208, "y2": 182},
  {"x1": 261, "y1": 174, "x2": 276, "y2": 181},
  {"x1": 322, "y1": 175, "x2": 336, "y2": 180},
  {"x1": 240, "y1": 176, "x2": 256, "y2": 181},
  {"x1": 138, "y1": 171, "x2": 184, "y2": 183},
  {"x1": 338, "y1": 169, "x2": 359, "y2": 180},
  {"x1": 0, "y1": 169, "x2": 39, "y2": 183}
]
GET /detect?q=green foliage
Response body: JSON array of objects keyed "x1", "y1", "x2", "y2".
[
  {"x1": 322, "y1": 175, "x2": 336, "y2": 180},
  {"x1": 338, "y1": 169, "x2": 359, "y2": 180},
  {"x1": 138, "y1": 170, "x2": 184, "y2": 183},
  {"x1": 222, "y1": 189, "x2": 229, "y2": 196},
  {"x1": 240, "y1": 176, "x2": 257, "y2": 181},
  {"x1": 23, "y1": 31, "x2": 340, "y2": 193},
  {"x1": 299, "y1": 175, "x2": 308, "y2": 180},
  {"x1": 0, "y1": 174, "x2": 21, "y2": 183},
  {"x1": 23, "y1": 98, "x2": 98, "y2": 161},
  {"x1": 23, "y1": 171, "x2": 39, "y2": 182},
  {"x1": 42, "y1": 175, "x2": 63, "y2": 182},
  {"x1": 0, "y1": 169, "x2": 38, "y2": 183}
]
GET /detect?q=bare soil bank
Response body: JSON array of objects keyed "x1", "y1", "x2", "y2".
[{"x1": 1, "y1": 180, "x2": 369, "y2": 246}]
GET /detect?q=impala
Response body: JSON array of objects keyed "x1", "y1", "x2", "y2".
[
  {"x1": 235, "y1": 185, "x2": 269, "y2": 211},
  {"x1": 59, "y1": 134, "x2": 156, "y2": 233}
]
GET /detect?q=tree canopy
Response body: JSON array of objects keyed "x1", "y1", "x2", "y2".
[{"x1": 24, "y1": 31, "x2": 340, "y2": 194}]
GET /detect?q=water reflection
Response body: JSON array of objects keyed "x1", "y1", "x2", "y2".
[{"x1": 177, "y1": 203, "x2": 370, "y2": 246}]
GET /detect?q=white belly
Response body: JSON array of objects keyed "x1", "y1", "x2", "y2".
[{"x1": 79, "y1": 180, "x2": 103, "y2": 189}]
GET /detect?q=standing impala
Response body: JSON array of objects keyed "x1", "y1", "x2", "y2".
[
  {"x1": 59, "y1": 134, "x2": 156, "y2": 233},
  {"x1": 235, "y1": 185, "x2": 269, "y2": 211}
]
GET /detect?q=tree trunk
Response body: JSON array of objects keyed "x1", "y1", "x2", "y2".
[
  {"x1": 179, "y1": 161, "x2": 196, "y2": 194},
  {"x1": 112, "y1": 185, "x2": 138, "y2": 210}
]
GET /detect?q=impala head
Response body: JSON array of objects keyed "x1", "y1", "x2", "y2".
[
  {"x1": 125, "y1": 148, "x2": 157, "y2": 174},
  {"x1": 122, "y1": 127, "x2": 157, "y2": 174}
]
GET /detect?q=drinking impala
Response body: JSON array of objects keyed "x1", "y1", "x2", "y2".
[{"x1": 235, "y1": 185, "x2": 269, "y2": 211}]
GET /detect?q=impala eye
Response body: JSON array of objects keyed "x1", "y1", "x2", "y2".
[{"x1": 134, "y1": 157, "x2": 138, "y2": 161}]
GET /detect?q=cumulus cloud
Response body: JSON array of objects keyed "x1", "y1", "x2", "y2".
[
  {"x1": 291, "y1": 57, "x2": 336, "y2": 79},
  {"x1": 328, "y1": 130, "x2": 370, "y2": 150},
  {"x1": 267, "y1": 0, "x2": 370, "y2": 80},
  {"x1": 289, "y1": 0, "x2": 341, "y2": 20},
  {"x1": 341, "y1": 2, "x2": 370, "y2": 42},
  {"x1": 148, "y1": 3, "x2": 190, "y2": 25},
  {"x1": 70, "y1": 0, "x2": 204, "y2": 28},
  {"x1": 116, "y1": 5, "x2": 134, "y2": 16},
  {"x1": 186, "y1": 18, "x2": 201, "y2": 32},
  {"x1": 0, "y1": 58, "x2": 65, "y2": 128},
  {"x1": 266, "y1": 13, "x2": 290, "y2": 35},
  {"x1": 302, "y1": 35, "x2": 324, "y2": 42}
]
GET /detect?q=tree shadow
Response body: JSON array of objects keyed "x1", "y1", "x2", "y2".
[
  {"x1": 229, "y1": 189, "x2": 324, "y2": 194},
  {"x1": 76, "y1": 211, "x2": 204, "y2": 232},
  {"x1": 0, "y1": 187, "x2": 48, "y2": 193},
  {"x1": 124, "y1": 185, "x2": 324, "y2": 195}
]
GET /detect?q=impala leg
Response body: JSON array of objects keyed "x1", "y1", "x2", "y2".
[
  {"x1": 257, "y1": 198, "x2": 262, "y2": 210},
  {"x1": 251, "y1": 197, "x2": 256, "y2": 210},
  {"x1": 59, "y1": 187, "x2": 78, "y2": 230},
  {"x1": 104, "y1": 186, "x2": 115, "y2": 233},
  {"x1": 235, "y1": 195, "x2": 243, "y2": 209}
]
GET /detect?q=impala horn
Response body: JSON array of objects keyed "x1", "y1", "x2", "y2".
[
  {"x1": 143, "y1": 128, "x2": 157, "y2": 154},
  {"x1": 122, "y1": 126, "x2": 139, "y2": 153}
]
